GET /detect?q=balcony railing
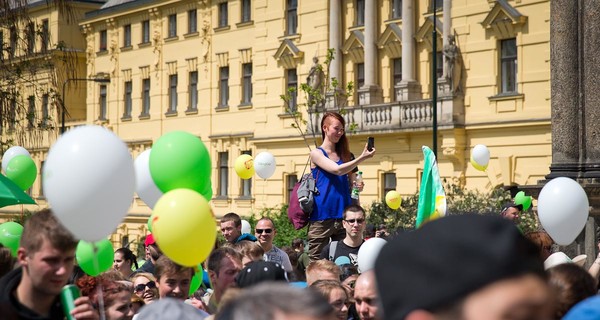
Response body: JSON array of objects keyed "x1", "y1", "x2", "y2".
[{"x1": 308, "y1": 97, "x2": 463, "y2": 134}]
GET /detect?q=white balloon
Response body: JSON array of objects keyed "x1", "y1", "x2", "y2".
[
  {"x1": 254, "y1": 152, "x2": 276, "y2": 179},
  {"x1": 538, "y1": 177, "x2": 589, "y2": 245},
  {"x1": 241, "y1": 220, "x2": 251, "y2": 234},
  {"x1": 357, "y1": 237, "x2": 387, "y2": 273},
  {"x1": 2, "y1": 146, "x2": 31, "y2": 173},
  {"x1": 471, "y1": 144, "x2": 490, "y2": 167},
  {"x1": 43, "y1": 126, "x2": 135, "y2": 242},
  {"x1": 134, "y1": 149, "x2": 163, "y2": 208}
]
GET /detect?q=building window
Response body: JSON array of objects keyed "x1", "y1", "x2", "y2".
[
  {"x1": 9, "y1": 99, "x2": 16, "y2": 130},
  {"x1": 242, "y1": 63, "x2": 252, "y2": 104},
  {"x1": 26, "y1": 22, "x2": 35, "y2": 54},
  {"x1": 219, "y1": 2, "x2": 228, "y2": 27},
  {"x1": 188, "y1": 10, "x2": 197, "y2": 33},
  {"x1": 219, "y1": 66, "x2": 229, "y2": 107},
  {"x1": 240, "y1": 150, "x2": 252, "y2": 197},
  {"x1": 356, "y1": 0, "x2": 365, "y2": 26},
  {"x1": 286, "y1": 0, "x2": 298, "y2": 35},
  {"x1": 0, "y1": 31, "x2": 4, "y2": 60},
  {"x1": 99, "y1": 30, "x2": 107, "y2": 51},
  {"x1": 392, "y1": 0, "x2": 402, "y2": 19},
  {"x1": 169, "y1": 74, "x2": 178, "y2": 113},
  {"x1": 9, "y1": 27, "x2": 17, "y2": 58},
  {"x1": 218, "y1": 152, "x2": 229, "y2": 196},
  {"x1": 241, "y1": 0, "x2": 251, "y2": 23},
  {"x1": 392, "y1": 58, "x2": 402, "y2": 85},
  {"x1": 382, "y1": 172, "x2": 397, "y2": 197},
  {"x1": 41, "y1": 19, "x2": 49, "y2": 52},
  {"x1": 39, "y1": 160, "x2": 45, "y2": 197},
  {"x1": 188, "y1": 71, "x2": 198, "y2": 111},
  {"x1": 123, "y1": 81, "x2": 132, "y2": 118},
  {"x1": 141, "y1": 78, "x2": 150, "y2": 116},
  {"x1": 431, "y1": 51, "x2": 443, "y2": 80},
  {"x1": 27, "y1": 95, "x2": 35, "y2": 128},
  {"x1": 41, "y1": 94, "x2": 49, "y2": 127},
  {"x1": 286, "y1": 174, "x2": 298, "y2": 204},
  {"x1": 142, "y1": 20, "x2": 150, "y2": 43},
  {"x1": 168, "y1": 14, "x2": 177, "y2": 38},
  {"x1": 286, "y1": 68, "x2": 298, "y2": 112},
  {"x1": 99, "y1": 85, "x2": 107, "y2": 120},
  {"x1": 356, "y1": 63, "x2": 365, "y2": 89},
  {"x1": 500, "y1": 38, "x2": 517, "y2": 94},
  {"x1": 123, "y1": 24, "x2": 131, "y2": 47}
]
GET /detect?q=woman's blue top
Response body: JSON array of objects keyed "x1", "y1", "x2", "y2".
[{"x1": 310, "y1": 147, "x2": 350, "y2": 221}]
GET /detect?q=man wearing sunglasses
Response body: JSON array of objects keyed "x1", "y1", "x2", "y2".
[
  {"x1": 255, "y1": 218, "x2": 293, "y2": 273},
  {"x1": 320, "y1": 205, "x2": 366, "y2": 267}
]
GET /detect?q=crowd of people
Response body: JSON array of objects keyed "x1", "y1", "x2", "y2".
[{"x1": 3, "y1": 111, "x2": 600, "y2": 319}]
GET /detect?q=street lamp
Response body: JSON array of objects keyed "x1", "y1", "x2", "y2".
[{"x1": 61, "y1": 74, "x2": 111, "y2": 134}]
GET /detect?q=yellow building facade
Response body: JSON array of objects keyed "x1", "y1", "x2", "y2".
[{"x1": 1, "y1": 0, "x2": 551, "y2": 249}]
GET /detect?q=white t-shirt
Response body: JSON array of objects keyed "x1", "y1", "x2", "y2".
[{"x1": 263, "y1": 246, "x2": 293, "y2": 273}]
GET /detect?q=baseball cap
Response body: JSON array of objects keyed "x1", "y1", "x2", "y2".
[{"x1": 144, "y1": 233, "x2": 155, "y2": 247}]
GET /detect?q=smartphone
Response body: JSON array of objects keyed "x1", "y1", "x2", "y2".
[{"x1": 367, "y1": 137, "x2": 375, "y2": 151}]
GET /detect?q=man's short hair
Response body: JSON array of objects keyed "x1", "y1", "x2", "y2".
[
  {"x1": 20, "y1": 209, "x2": 77, "y2": 254},
  {"x1": 306, "y1": 259, "x2": 341, "y2": 284},
  {"x1": 215, "y1": 283, "x2": 334, "y2": 320},
  {"x1": 207, "y1": 247, "x2": 243, "y2": 272},
  {"x1": 221, "y1": 212, "x2": 241, "y2": 228},
  {"x1": 233, "y1": 240, "x2": 264, "y2": 260},
  {"x1": 291, "y1": 238, "x2": 304, "y2": 249},
  {"x1": 154, "y1": 256, "x2": 193, "y2": 281},
  {"x1": 343, "y1": 204, "x2": 365, "y2": 219}
]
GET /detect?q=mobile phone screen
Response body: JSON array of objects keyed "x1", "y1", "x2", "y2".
[{"x1": 367, "y1": 137, "x2": 374, "y2": 151}]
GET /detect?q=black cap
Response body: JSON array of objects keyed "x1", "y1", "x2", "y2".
[
  {"x1": 502, "y1": 202, "x2": 523, "y2": 212},
  {"x1": 374, "y1": 214, "x2": 544, "y2": 320},
  {"x1": 235, "y1": 261, "x2": 288, "y2": 288}
]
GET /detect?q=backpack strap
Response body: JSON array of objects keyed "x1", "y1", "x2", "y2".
[{"x1": 328, "y1": 241, "x2": 338, "y2": 261}]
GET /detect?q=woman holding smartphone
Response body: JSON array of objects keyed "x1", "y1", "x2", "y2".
[{"x1": 307, "y1": 112, "x2": 375, "y2": 261}]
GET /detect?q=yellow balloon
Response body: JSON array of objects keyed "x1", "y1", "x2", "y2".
[
  {"x1": 385, "y1": 190, "x2": 402, "y2": 209},
  {"x1": 234, "y1": 154, "x2": 255, "y2": 180},
  {"x1": 470, "y1": 156, "x2": 488, "y2": 171},
  {"x1": 152, "y1": 189, "x2": 217, "y2": 266}
]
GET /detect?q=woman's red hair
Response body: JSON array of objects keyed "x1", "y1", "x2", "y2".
[{"x1": 320, "y1": 112, "x2": 351, "y2": 163}]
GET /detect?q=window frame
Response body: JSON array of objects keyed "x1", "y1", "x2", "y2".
[
  {"x1": 188, "y1": 9, "x2": 198, "y2": 34},
  {"x1": 123, "y1": 24, "x2": 132, "y2": 47},
  {"x1": 99, "y1": 30, "x2": 107, "y2": 51},
  {"x1": 219, "y1": 66, "x2": 230, "y2": 107},
  {"x1": 26, "y1": 22, "x2": 35, "y2": 54},
  {"x1": 168, "y1": 74, "x2": 178, "y2": 113},
  {"x1": 99, "y1": 84, "x2": 107, "y2": 120},
  {"x1": 286, "y1": 68, "x2": 298, "y2": 112},
  {"x1": 141, "y1": 78, "x2": 151, "y2": 116},
  {"x1": 356, "y1": 0, "x2": 365, "y2": 26},
  {"x1": 241, "y1": 0, "x2": 252, "y2": 23},
  {"x1": 391, "y1": 0, "x2": 402, "y2": 19},
  {"x1": 241, "y1": 63, "x2": 252, "y2": 105},
  {"x1": 168, "y1": 14, "x2": 177, "y2": 38},
  {"x1": 41, "y1": 19, "x2": 49, "y2": 52},
  {"x1": 142, "y1": 20, "x2": 150, "y2": 43},
  {"x1": 382, "y1": 172, "x2": 397, "y2": 199},
  {"x1": 41, "y1": 93, "x2": 49, "y2": 127},
  {"x1": 27, "y1": 95, "x2": 35, "y2": 128},
  {"x1": 123, "y1": 80, "x2": 132, "y2": 118},
  {"x1": 240, "y1": 150, "x2": 252, "y2": 198},
  {"x1": 500, "y1": 38, "x2": 518, "y2": 94},
  {"x1": 188, "y1": 71, "x2": 198, "y2": 111},
  {"x1": 286, "y1": 174, "x2": 298, "y2": 204},
  {"x1": 219, "y1": 2, "x2": 229, "y2": 28},
  {"x1": 218, "y1": 151, "x2": 229, "y2": 197},
  {"x1": 286, "y1": 0, "x2": 298, "y2": 35}
]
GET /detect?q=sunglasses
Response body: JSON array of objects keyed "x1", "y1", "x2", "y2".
[
  {"x1": 255, "y1": 228, "x2": 273, "y2": 234},
  {"x1": 134, "y1": 281, "x2": 156, "y2": 293},
  {"x1": 344, "y1": 218, "x2": 365, "y2": 224}
]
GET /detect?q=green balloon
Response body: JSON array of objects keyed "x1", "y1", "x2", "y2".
[
  {"x1": 149, "y1": 131, "x2": 212, "y2": 194},
  {"x1": 189, "y1": 266, "x2": 204, "y2": 296},
  {"x1": 147, "y1": 214, "x2": 154, "y2": 233},
  {"x1": 76, "y1": 239, "x2": 114, "y2": 276},
  {"x1": 514, "y1": 191, "x2": 532, "y2": 211},
  {"x1": 0, "y1": 221, "x2": 23, "y2": 256},
  {"x1": 200, "y1": 181, "x2": 213, "y2": 202},
  {"x1": 5, "y1": 155, "x2": 37, "y2": 191}
]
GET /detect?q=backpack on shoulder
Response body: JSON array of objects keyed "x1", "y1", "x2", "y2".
[{"x1": 287, "y1": 158, "x2": 319, "y2": 230}]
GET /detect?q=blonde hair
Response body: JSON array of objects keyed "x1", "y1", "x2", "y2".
[
  {"x1": 234, "y1": 240, "x2": 264, "y2": 261},
  {"x1": 306, "y1": 260, "x2": 341, "y2": 285}
]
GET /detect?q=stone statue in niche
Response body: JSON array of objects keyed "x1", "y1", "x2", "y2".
[
  {"x1": 306, "y1": 56, "x2": 325, "y2": 108},
  {"x1": 443, "y1": 35, "x2": 463, "y2": 94}
]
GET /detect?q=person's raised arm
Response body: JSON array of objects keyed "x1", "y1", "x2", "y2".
[{"x1": 310, "y1": 143, "x2": 375, "y2": 176}]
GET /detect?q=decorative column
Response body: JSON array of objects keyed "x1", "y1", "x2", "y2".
[
  {"x1": 398, "y1": 0, "x2": 421, "y2": 100},
  {"x1": 358, "y1": 0, "x2": 383, "y2": 105},
  {"x1": 442, "y1": 0, "x2": 452, "y2": 78}
]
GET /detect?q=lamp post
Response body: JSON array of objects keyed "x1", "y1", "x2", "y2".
[
  {"x1": 432, "y1": 0, "x2": 438, "y2": 158},
  {"x1": 61, "y1": 75, "x2": 110, "y2": 134}
]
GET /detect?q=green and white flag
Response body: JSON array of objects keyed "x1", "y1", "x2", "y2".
[{"x1": 416, "y1": 146, "x2": 446, "y2": 228}]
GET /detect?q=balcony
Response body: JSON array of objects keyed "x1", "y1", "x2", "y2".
[{"x1": 307, "y1": 96, "x2": 464, "y2": 134}]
